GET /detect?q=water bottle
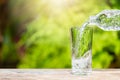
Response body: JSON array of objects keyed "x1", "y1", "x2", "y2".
[{"x1": 89, "y1": 10, "x2": 120, "y2": 31}]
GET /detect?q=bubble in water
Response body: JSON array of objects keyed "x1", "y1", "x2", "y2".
[{"x1": 72, "y1": 50, "x2": 92, "y2": 74}]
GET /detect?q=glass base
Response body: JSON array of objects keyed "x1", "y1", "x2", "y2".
[{"x1": 72, "y1": 69, "x2": 92, "y2": 75}]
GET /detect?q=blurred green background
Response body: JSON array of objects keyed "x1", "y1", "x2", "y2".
[{"x1": 0, "y1": 0, "x2": 120, "y2": 68}]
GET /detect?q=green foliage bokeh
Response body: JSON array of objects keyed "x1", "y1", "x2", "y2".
[{"x1": 1, "y1": 0, "x2": 120, "y2": 68}]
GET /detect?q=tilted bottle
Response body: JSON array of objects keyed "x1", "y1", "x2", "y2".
[{"x1": 89, "y1": 10, "x2": 120, "y2": 31}]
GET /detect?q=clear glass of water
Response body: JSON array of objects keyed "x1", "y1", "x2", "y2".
[{"x1": 71, "y1": 26, "x2": 93, "y2": 75}]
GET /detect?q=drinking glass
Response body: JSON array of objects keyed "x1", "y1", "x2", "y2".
[{"x1": 71, "y1": 26, "x2": 93, "y2": 75}]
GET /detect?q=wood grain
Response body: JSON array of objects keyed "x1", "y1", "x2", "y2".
[{"x1": 0, "y1": 69, "x2": 120, "y2": 80}]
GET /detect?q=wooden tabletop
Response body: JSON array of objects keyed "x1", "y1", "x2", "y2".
[{"x1": 0, "y1": 69, "x2": 120, "y2": 80}]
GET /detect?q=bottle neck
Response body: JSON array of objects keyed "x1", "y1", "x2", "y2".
[{"x1": 89, "y1": 16, "x2": 97, "y2": 25}]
